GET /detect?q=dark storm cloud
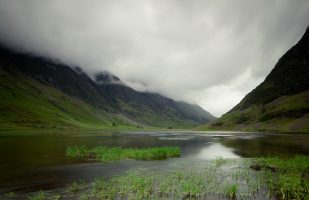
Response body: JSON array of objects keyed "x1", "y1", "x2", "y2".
[{"x1": 0, "y1": 0, "x2": 308, "y2": 116}]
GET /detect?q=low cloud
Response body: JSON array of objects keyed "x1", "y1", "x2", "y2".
[{"x1": 0, "y1": 0, "x2": 308, "y2": 116}]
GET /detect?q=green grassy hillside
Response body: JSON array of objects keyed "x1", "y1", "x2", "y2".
[
  {"x1": 197, "y1": 90, "x2": 309, "y2": 133},
  {"x1": 0, "y1": 70, "x2": 207, "y2": 131},
  {"x1": 0, "y1": 45, "x2": 216, "y2": 131},
  {"x1": 0, "y1": 69, "x2": 209, "y2": 130},
  {"x1": 0, "y1": 69, "x2": 135, "y2": 131}
]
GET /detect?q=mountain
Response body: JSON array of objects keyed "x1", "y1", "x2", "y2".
[
  {"x1": 198, "y1": 27, "x2": 309, "y2": 133},
  {"x1": 98, "y1": 83, "x2": 216, "y2": 127},
  {"x1": 0, "y1": 46, "x2": 215, "y2": 131},
  {"x1": 95, "y1": 71, "x2": 123, "y2": 85}
]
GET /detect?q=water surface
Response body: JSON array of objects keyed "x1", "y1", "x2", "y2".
[{"x1": 0, "y1": 131, "x2": 308, "y2": 195}]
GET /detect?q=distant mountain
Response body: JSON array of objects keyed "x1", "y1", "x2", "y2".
[
  {"x1": 198, "y1": 27, "x2": 309, "y2": 133},
  {"x1": 0, "y1": 46, "x2": 215, "y2": 130},
  {"x1": 98, "y1": 83, "x2": 216, "y2": 127}
]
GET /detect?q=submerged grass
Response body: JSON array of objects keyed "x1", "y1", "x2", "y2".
[
  {"x1": 253, "y1": 155, "x2": 309, "y2": 200},
  {"x1": 68, "y1": 181, "x2": 87, "y2": 193},
  {"x1": 225, "y1": 184, "x2": 238, "y2": 200},
  {"x1": 2, "y1": 192, "x2": 16, "y2": 199},
  {"x1": 27, "y1": 191, "x2": 45, "y2": 200},
  {"x1": 67, "y1": 159, "x2": 264, "y2": 200},
  {"x1": 22, "y1": 159, "x2": 264, "y2": 200},
  {"x1": 72, "y1": 155, "x2": 307, "y2": 200},
  {"x1": 12, "y1": 155, "x2": 308, "y2": 200},
  {"x1": 24, "y1": 191, "x2": 61, "y2": 200},
  {"x1": 66, "y1": 145, "x2": 180, "y2": 161}
]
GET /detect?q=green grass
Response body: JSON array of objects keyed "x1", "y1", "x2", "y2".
[
  {"x1": 68, "y1": 181, "x2": 87, "y2": 193},
  {"x1": 197, "y1": 90, "x2": 309, "y2": 133},
  {"x1": 26, "y1": 191, "x2": 61, "y2": 200},
  {"x1": 253, "y1": 155, "x2": 309, "y2": 200},
  {"x1": 27, "y1": 191, "x2": 46, "y2": 200},
  {"x1": 58, "y1": 159, "x2": 263, "y2": 199},
  {"x1": 215, "y1": 157, "x2": 228, "y2": 167},
  {"x1": 225, "y1": 184, "x2": 238, "y2": 200},
  {"x1": 2, "y1": 192, "x2": 16, "y2": 199},
  {"x1": 66, "y1": 145, "x2": 181, "y2": 161},
  {"x1": 17, "y1": 156, "x2": 309, "y2": 199}
]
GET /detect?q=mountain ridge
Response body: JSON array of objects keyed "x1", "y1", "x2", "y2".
[
  {"x1": 198, "y1": 27, "x2": 309, "y2": 133},
  {"x1": 0, "y1": 45, "x2": 216, "y2": 130}
]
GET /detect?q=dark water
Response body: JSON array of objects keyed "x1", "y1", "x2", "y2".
[{"x1": 0, "y1": 131, "x2": 308, "y2": 195}]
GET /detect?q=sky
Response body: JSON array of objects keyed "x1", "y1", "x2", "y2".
[{"x1": 0, "y1": 0, "x2": 308, "y2": 117}]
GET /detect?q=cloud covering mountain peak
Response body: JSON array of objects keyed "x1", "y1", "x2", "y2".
[{"x1": 0, "y1": 0, "x2": 308, "y2": 116}]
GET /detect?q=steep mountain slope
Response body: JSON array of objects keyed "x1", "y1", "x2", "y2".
[
  {"x1": 0, "y1": 68, "x2": 112, "y2": 130},
  {"x1": 0, "y1": 46, "x2": 215, "y2": 130},
  {"x1": 0, "y1": 48, "x2": 114, "y2": 111},
  {"x1": 98, "y1": 82, "x2": 215, "y2": 127},
  {"x1": 199, "y1": 27, "x2": 309, "y2": 133}
]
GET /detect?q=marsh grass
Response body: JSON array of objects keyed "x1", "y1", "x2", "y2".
[
  {"x1": 215, "y1": 157, "x2": 228, "y2": 167},
  {"x1": 66, "y1": 145, "x2": 180, "y2": 161},
  {"x1": 27, "y1": 191, "x2": 45, "y2": 200},
  {"x1": 2, "y1": 192, "x2": 16, "y2": 199},
  {"x1": 26, "y1": 191, "x2": 62, "y2": 200},
  {"x1": 21, "y1": 156, "x2": 309, "y2": 200},
  {"x1": 254, "y1": 155, "x2": 309, "y2": 200},
  {"x1": 50, "y1": 194, "x2": 61, "y2": 200},
  {"x1": 68, "y1": 181, "x2": 87, "y2": 193},
  {"x1": 225, "y1": 184, "x2": 238, "y2": 200},
  {"x1": 66, "y1": 145, "x2": 89, "y2": 158},
  {"x1": 58, "y1": 159, "x2": 264, "y2": 200}
]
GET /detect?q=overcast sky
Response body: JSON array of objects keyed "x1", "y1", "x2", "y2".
[{"x1": 0, "y1": 0, "x2": 308, "y2": 117}]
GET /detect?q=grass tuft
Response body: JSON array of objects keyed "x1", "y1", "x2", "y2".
[
  {"x1": 214, "y1": 157, "x2": 228, "y2": 167},
  {"x1": 66, "y1": 146, "x2": 180, "y2": 161},
  {"x1": 225, "y1": 184, "x2": 238, "y2": 200},
  {"x1": 68, "y1": 181, "x2": 87, "y2": 193},
  {"x1": 27, "y1": 191, "x2": 45, "y2": 200}
]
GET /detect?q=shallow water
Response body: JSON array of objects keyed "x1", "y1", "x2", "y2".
[{"x1": 0, "y1": 131, "x2": 308, "y2": 196}]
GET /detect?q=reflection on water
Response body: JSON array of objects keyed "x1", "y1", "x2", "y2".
[
  {"x1": 158, "y1": 136, "x2": 194, "y2": 140},
  {"x1": 197, "y1": 143, "x2": 240, "y2": 159},
  {"x1": 0, "y1": 131, "x2": 308, "y2": 195}
]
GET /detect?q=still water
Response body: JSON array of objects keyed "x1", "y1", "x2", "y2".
[{"x1": 0, "y1": 131, "x2": 308, "y2": 195}]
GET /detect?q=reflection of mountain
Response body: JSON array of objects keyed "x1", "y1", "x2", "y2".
[
  {"x1": 199, "y1": 27, "x2": 309, "y2": 133},
  {"x1": 219, "y1": 135, "x2": 309, "y2": 157},
  {"x1": 0, "y1": 45, "x2": 216, "y2": 130}
]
